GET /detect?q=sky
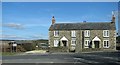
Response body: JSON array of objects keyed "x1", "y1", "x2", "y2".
[{"x1": 1, "y1": 2, "x2": 119, "y2": 40}]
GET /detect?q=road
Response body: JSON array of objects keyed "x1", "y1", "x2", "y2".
[{"x1": 1, "y1": 51, "x2": 120, "y2": 65}]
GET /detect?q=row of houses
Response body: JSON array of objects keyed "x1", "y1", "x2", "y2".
[{"x1": 48, "y1": 13, "x2": 117, "y2": 52}]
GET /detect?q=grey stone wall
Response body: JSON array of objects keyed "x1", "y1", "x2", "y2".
[{"x1": 49, "y1": 30, "x2": 116, "y2": 52}]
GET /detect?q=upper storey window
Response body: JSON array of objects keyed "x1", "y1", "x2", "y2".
[
  {"x1": 54, "y1": 31, "x2": 59, "y2": 37},
  {"x1": 103, "y1": 30, "x2": 109, "y2": 37},
  {"x1": 71, "y1": 31, "x2": 76, "y2": 37},
  {"x1": 84, "y1": 30, "x2": 90, "y2": 37}
]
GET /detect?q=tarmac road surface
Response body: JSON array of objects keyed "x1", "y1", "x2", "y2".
[{"x1": 1, "y1": 51, "x2": 120, "y2": 65}]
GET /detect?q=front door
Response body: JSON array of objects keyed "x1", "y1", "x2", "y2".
[
  {"x1": 62, "y1": 41, "x2": 67, "y2": 47},
  {"x1": 94, "y1": 41, "x2": 99, "y2": 48}
]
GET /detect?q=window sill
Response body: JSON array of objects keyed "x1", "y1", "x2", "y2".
[
  {"x1": 71, "y1": 36, "x2": 76, "y2": 37},
  {"x1": 103, "y1": 47, "x2": 109, "y2": 48},
  {"x1": 84, "y1": 47, "x2": 89, "y2": 48},
  {"x1": 71, "y1": 44, "x2": 76, "y2": 46},
  {"x1": 54, "y1": 36, "x2": 59, "y2": 37},
  {"x1": 84, "y1": 36, "x2": 90, "y2": 37},
  {"x1": 103, "y1": 36, "x2": 109, "y2": 37}
]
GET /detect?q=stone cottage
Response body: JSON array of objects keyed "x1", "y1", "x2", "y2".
[{"x1": 49, "y1": 14, "x2": 116, "y2": 52}]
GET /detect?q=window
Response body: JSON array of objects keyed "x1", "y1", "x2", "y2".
[
  {"x1": 84, "y1": 30, "x2": 90, "y2": 37},
  {"x1": 54, "y1": 31, "x2": 59, "y2": 37},
  {"x1": 71, "y1": 40, "x2": 76, "y2": 46},
  {"x1": 71, "y1": 39, "x2": 76, "y2": 50},
  {"x1": 54, "y1": 40, "x2": 59, "y2": 47},
  {"x1": 84, "y1": 40, "x2": 90, "y2": 48},
  {"x1": 71, "y1": 31, "x2": 76, "y2": 37},
  {"x1": 103, "y1": 30, "x2": 109, "y2": 37},
  {"x1": 103, "y1": 40, "x2": 109, "y2": 48}
]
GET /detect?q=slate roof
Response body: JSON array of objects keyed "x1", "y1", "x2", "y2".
[{"x1": 49, "y1": 22, "x2": 116, "y2": 30}]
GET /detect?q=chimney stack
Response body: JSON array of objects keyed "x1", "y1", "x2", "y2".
[
  {"x1": 111, "y1": 11, "x2": 115, "y2": 23},
  {"x1": 52, "y1": 16, "x2": 55, "y2": 25}
]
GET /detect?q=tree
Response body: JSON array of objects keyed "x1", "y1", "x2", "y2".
[{"x1": 116, "y1": 36, "x2": 120, "y2": 43}]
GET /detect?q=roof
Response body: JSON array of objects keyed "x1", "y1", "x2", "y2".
[{"x1": 49, "y1": 22, "x2": 116, "y2": 30}]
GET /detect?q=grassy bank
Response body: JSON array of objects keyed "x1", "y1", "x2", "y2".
[{"x1": 1, "y1": 52, "x2": 18, "y2": 56}]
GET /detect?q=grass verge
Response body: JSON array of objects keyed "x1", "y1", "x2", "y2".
[{"x1": 1, "y1": 52, "x2": 18, "y2": 56}]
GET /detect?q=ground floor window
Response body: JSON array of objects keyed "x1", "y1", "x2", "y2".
[
  {"x1": 54, "y1": 40, "x2": 59, "y2": 47},
  {"x1": 84, "y1": 40, "x2": 90, "y2": 48},
  {"x1": 71, "y1": 40, "x2": 76, "y2": 46},
  {"x1": 103, "y1": 40, "x2": 109, "y2": 48},
  {"x1": 70, "y1": 40, "x2": 76, "y2": 51}
]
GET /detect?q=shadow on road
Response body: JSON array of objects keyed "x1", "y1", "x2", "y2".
[{"x1": 2, "y1": 63, "x2": 120, "y2": 65}]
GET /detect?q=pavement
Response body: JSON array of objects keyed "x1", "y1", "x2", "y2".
[{"x1": 1, "y1": 51, "x2": 120, "y2": 65}]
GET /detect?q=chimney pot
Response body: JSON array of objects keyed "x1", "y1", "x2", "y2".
[
  {"x1": 52, "y1": 16, "x2": 55, "y2": 25},
  {"x1": 111, "y1": 11, "x2": 115, "y2": 23}
]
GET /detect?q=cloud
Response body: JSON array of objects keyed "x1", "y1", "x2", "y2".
[
  {"x1": 25, "y1": 24, "x2": 49, "y2": 27},
  {"x1": 2, "y1": 23, "x2": 24, "y2": 29},
  {"x1": 1, "y1": 35, "x2": 17, "y2": 38},
  {"x1": 0, "y1": 34, "x2": 48, "y2": 40},
  {"x1": 0, "y1": 34, "x2": 28, "y2": 40},
  {"x1": 0, "y1": 34, "x2": 18, "y2": 39},
  {"x1": 29, "y1": 34, "x2": 48, "y2": 39}
]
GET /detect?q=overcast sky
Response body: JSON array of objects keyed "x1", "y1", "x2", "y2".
[{"x1": 1, "y1": 2, "x2": 119, "y2": 40}]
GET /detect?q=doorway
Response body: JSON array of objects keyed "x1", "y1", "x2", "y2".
[
  {"x1": 94, "y1": 41, "x2": 99, "y2": 48},
  {"x1": 62, "y1": 41, "x2": 67, "y2": 47}
]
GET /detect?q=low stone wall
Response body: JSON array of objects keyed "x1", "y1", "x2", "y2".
[
  {"x1": 82, "y1": 48, "x2": 101, "y2": 52},
  {"x1": 49, "y1": 47, "x2": 68, "y2": 52}
]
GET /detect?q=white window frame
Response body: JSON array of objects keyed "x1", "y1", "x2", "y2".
[
  {"x1": 103, "y1": 40, "x2": 110, "y2": 48},
  {"x1": 84, "y1": 30, "x2": 90, "y2": 37},
  {"x1": 71, "y1": 39, "x2": 76, "y2": 46},
  {"x1": 54, "y1": 30, "x2": 59, "y2": 37},
  {"x1": 71, "y1": 30, "x2": 76, "y2": 37},
  {"x1": 84, "y1": 40, "x2": 90, "y2": 48},
  {"x1": 54, "y1": 40, "x2": 59, "y2": 47},
  {"x1": 103, "y1": 30, "x2": 109, "y2": 37}
]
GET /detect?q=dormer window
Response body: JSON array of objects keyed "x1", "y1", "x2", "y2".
[
  {"x1": 54, "y1": 30, "x2": 59, "y2": 37},
  {"x1": 71, "y1": 31, "x2": 76, "y2": 37},
  {"x1": 84, "y1": 30, "x2": 90, "y2": 37},
  {"x1": 103, "y1": 30, "x2": 109, "y2": 37}
]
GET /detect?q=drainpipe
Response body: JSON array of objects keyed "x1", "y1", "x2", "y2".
[{"x1": 82, "y1": 31, "x2": 84, "y2": 49}]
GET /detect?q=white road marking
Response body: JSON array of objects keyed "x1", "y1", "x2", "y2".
[
  {"x1": 74, "y1": 58, "x2": 99, "y2": 64},
  {"x1": 103, "y1": 57, "x2": 119, "y2": 61},
  {"x1": 86, "y1": 54, "x2": 119, "y2": 61}
]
